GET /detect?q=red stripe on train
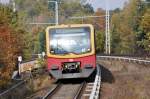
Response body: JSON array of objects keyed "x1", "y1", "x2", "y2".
[{"x1": 47, "y1": 55, "x2": 96, "y2": 70}]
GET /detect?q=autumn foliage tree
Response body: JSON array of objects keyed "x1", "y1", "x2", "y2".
[
  {"x1": 138, "y1": 7, "x2": 150, "y2": 54},
  {"x1": 0, "y1": 5, "x2": 23, "y2": 88},
  {"x1": 0, "y1": 25, "x2": 16, "y2": 87},
  {"x1": 111, "y1": 0, "x2": 150, "y2": 55}
]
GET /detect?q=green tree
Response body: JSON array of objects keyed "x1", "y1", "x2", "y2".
[
  {"x1": 95, "y1": 31, "x2": 105, "y2": 53},
  {"x1": 13, "y1": 0, "x2": 95, "y2": 58}
]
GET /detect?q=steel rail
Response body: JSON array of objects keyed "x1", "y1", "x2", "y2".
[
  {"x1": 43, "y1": 81, "x2": 87, "y2": 99},
  {"x1": 42, "y1": 83, "x2": 62, "y2": 99},
  {"x1": 73, "y1": 81, "x2": 86, "y2": 99}
]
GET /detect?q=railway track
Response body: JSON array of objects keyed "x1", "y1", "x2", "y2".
[
  {"x1": 43, "y1": 82, "x2": 86, "y2": 99},
  {"x1": 26, "y1": 82, "x2": 86, "y2": 99},
  {"x1": 43, "y1": 82, "x2": 101, "y2": 99},
  {"x1": 42, "y1": 65, "x2": 101, "y2": 99},
  {"x1": 43, "y1": 81, "x2": 100, "y2": 99}
]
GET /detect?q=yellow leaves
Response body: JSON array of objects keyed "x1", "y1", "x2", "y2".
[
  {"x1": 110, "y1": 0, "x2": 142, "y2": 54},
  {"x1": 139, "y1": 8, "x2": 150, "y2": 51},
  {"x1": 141, "y1": 9, "x2": 150, "y2": 32},
  {"x1": 146, "y1": 32, "x2": 150, "y2": 49}
]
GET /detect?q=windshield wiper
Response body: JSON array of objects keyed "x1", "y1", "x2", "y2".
[{"x1": 68, "y1": 52, "x2": 79, "y2": 55}]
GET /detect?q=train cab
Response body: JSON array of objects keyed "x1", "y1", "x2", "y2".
[{"x1": 46, "y1": 24, "x2": 96, "y2": 79}]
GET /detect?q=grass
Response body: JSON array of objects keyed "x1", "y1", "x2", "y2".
[{"x1": 99, "y1": 60, "x2": 150, "y2": 99}]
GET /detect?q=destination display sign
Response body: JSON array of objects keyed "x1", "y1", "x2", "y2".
[{"x1": 50, "y1": 27, "x2": 90, "y2": 34}]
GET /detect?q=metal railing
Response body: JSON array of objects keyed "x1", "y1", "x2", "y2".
[
  {"x1": 89, "y1": 65, "x2": 101, "y2": 99},
  {"x1": 97, "y1": 56, "x2": 150, "y2": 64}
]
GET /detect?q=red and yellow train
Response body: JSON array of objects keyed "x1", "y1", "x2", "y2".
[{"x1": 46, "y1": 24, "x2": 96, "y2": 79}]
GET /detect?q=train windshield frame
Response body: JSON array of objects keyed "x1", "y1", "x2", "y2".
[{"x1": 49, "y1": 27, "x2": 91, "y2": 55}]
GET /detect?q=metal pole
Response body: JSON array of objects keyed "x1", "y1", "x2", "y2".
[
  {"x1": 105, "y1": 0, "x2": 110, "y2": 54},
  {"x1": 105, "y1": 10, "x2": 108, "y2": 54},
  {"x1": 48, "y1": 1, "x2": 58, "y2": 25},
  {"x1": 11, "y1": 0, "x2": 16, "y2": 12},
  {"x1": 55, "y1": 1, "x2": 58, "y2": 25},
  {"x1": 105, "y1": 0, "x2": 107, "y2": 54},
  {"x1": 108, "y1": 10, "x2": 110, "y2": 54}
]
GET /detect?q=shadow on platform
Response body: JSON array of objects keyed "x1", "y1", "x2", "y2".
[{"x1": 99, "y1": 64, "x2": 115, "y2": 83}]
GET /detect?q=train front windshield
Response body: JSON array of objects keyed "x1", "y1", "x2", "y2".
[{"x1": 49, "y1": 27, "x2": 91, "y2": 55}]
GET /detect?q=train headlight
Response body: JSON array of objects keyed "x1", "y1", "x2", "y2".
[
  {"x1": 65, "y1": 65, "x2": 67, "y2": 68},
  {"x1": 75, "y1": 64, "x2": 78, "y2": 68},
  {"x1": 76, "y1": 62, "x2": 80, "y2": 68}
]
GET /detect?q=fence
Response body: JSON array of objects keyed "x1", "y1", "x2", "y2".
[{"x1": 97, "y1": 56, "x2": 150, "y2": 64}]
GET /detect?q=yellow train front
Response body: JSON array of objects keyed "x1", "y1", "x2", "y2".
[{"x1": 46, "y1": 24, "x2": 96, "y2": 79}]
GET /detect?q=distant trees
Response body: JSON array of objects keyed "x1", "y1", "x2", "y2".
[
  {"x1": 93, "y1": 8, "x2": 105, "y2": 53},
  {"x1": 11, "y1": 0, "x2": 150, "y2": 55},
  {"x1": 14, "y1": 0, "x2": 95, "y2": 57},
  {"x1": 59, "y1": 0, "x2": 94, "y2": 24},
  {"x1": 137, "y1": 8, "x2": 150, "y2": 53},
  {"x1": 111, "y1": 0, "x2": 150, "y2": 55}
]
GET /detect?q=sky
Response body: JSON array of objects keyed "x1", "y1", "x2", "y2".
[
  {"x1": 87, "y1": 0, "x2": 129, "y2": 10},
  {"x1": 0, "y1": 0, "x2": 129, "y2": 10},
  {"x1": 0, "y1": 0, "x2": 9, "y2": 4}
]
